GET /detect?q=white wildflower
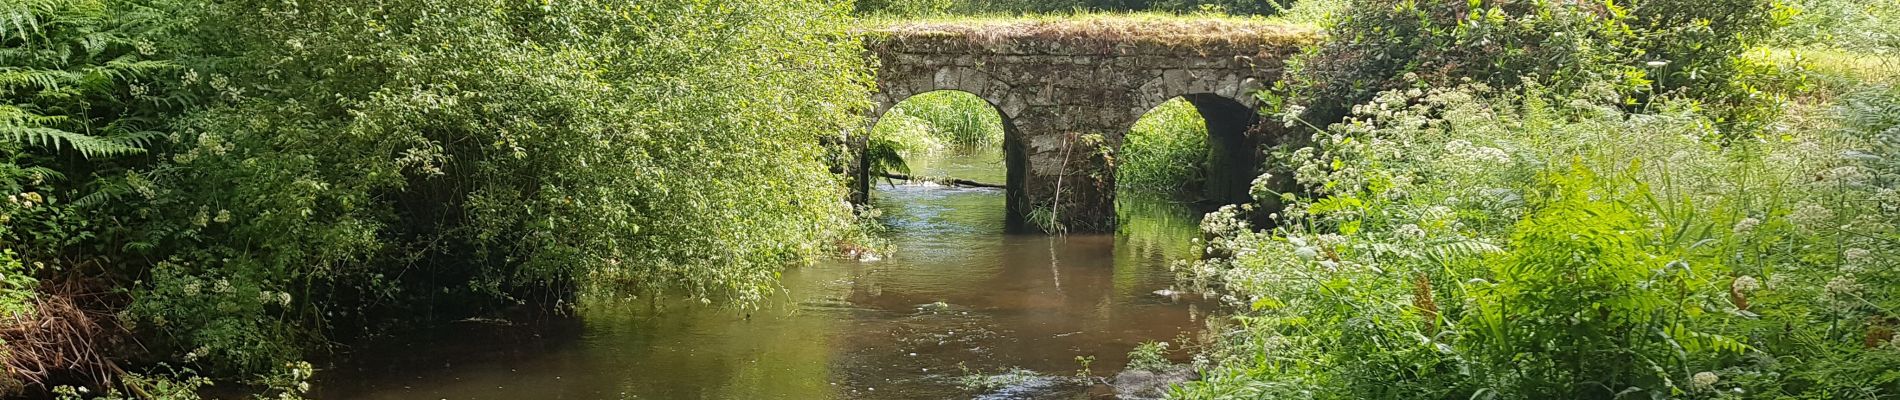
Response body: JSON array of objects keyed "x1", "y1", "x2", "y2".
[
  {"x1": 1293, "y1": 246, "x2": 1318, "y2": 260},
  {"x1": 1692, "y1": 371, "x2": 1719, "y2": 389},
  {"x1": 1732, "y1": 217, "x2": 1761, "y2": 235},
  {"x1": 1845, "y1": 248, "x2": 1871, "y2": 263},
  {"x1": 1732, "y1": 276, "x2": 1760, "y2": 292},
  {"x1": 1281, "y1": 105, "x2": 1308, "y2": 128},
  {"x1": 1396, "y1": 224, "x2": 1426, "y2": 240},
  {"x1": 1822, "y1": 165, "x2": 1869, "y2": 184},
  {"x1": 1789, "y1": 202, "x2": 1834, "y2": 229},
  {"x1": 1826, "y1": 275, "x2": 1862, "y2": 296}
]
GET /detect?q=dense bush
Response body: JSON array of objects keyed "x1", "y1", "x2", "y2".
[
  {"x1": 1274, "y1": 0, "x2": 1781, "y2": 140},
  {"x1": 124, "y1": 0, "x2": 867, "y2": 374},
  {"x1": 2, "y1": 0, "x2": 872, "y2": 392},
  {"x1": 1, "y1": 0, "x2": 194, "y2": 391},
  {"x1": 1, "y1": 0, "x2": 190, "y2": 266},
  {"x1": 1775, "y1": 0, "x2": 1900, "y2": 53},
  {"x1": 1177, "y1": 83, "x2": 1900, "y2": 398}
]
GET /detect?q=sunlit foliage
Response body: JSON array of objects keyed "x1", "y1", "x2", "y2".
[
  {"x1": 3, "y1": 0, "x2": 873, "y2": 391},
  {"x1": 1119, "y1": 98, "x2": 1208, "y2": 195},
  {"x1": 1178, "y1": 83, "x2": 1900, "y2": 398}
]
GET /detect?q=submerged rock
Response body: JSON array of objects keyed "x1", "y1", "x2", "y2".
[
  {"x1": 1112, "y1": 365, "x2": 1198, "y2": 400},
  {"x1": 917, "y1": 301, "x2": 951, "y2": 312},
  {"x1": 963, "y1": 368, "x2": 1071, "y2": 400}
]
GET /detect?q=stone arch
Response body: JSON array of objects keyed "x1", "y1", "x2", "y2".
[
  {"x1": 869, "y1": 66, "x2": 1016, "y2": 126},
  {"x1": 1122, "y1": 92, "x2": 1263, "y2": 207},
  {"x1": 863, "y1": 88, "x2": 1035, "y2": 232},
  {"x1": 1131, "y1": 72, "x2": 1267, "y2": 118}
]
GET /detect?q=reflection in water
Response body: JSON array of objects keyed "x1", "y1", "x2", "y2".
[{"x1": 316, "y1": 148, "x2": 1209, "y2": 399}]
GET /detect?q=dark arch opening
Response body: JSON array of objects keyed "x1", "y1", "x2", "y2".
[
  {"x1": 863, "y1": 90, "x2": 1033, "y2": 233},
  {"x1": 1184, "y1": 93, "x2": 1262, "y2": 207},
  {"x1": 1119, "y1": 94, "x2": 1261, "y2": 209}
]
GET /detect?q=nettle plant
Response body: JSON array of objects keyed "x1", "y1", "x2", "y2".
[{"x1": 1177, "y1": 84, "x2": 1900, "y2": 399}]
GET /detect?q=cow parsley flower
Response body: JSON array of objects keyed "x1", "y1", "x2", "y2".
[
  {"x1": 1396, "y1": 224, "x2": 1426, "y2": 240},
  {"x1": 1732, "y1": 217, "x2": 1761, "y2": 235},
  {"x1": 1692, "y1": 371, "x2": 1719, "y2": 389},
  {"x1": 1789, "y1": 202, "x2": 1834, "y2": 229},
  {"x1": 1826, "y1": 275, "x2": 1862, "y2": 296},
  {"x1": 1845, "y1": 248, "x2": 1871, "y2": 263}
]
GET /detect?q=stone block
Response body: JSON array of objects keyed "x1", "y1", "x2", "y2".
[{"x1": 1162, "y1": 69, "x2": 1189, "y2": 97}]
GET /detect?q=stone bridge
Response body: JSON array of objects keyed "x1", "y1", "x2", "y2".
[{"x1": 852, "y1": 20, "x2": 1317, "y2": 233}]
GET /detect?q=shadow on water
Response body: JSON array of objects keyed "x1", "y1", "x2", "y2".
[{"x1": 315, "y1": 147, "x2": 1212, "y2": 399}]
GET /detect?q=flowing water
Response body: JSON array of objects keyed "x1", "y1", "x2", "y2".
[{"x1": 315, "y1": 149, "x2": 1211, "y2": 399}]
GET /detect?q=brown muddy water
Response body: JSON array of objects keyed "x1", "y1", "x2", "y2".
[{"x1": 314, "y1": 150, "x2": 1213, "y2": 399}]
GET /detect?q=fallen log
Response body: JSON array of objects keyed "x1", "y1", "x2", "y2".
[{"x1": 875, "y1": 172, "x2": 1006, "y2": 189}]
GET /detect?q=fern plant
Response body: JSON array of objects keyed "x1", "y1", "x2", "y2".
[
  {"x1": 1, "y1": 0, "x2": 186, "y2": 257},
  {"x1": 2, "y1": 0, "x2": 181, "y2": 179}
]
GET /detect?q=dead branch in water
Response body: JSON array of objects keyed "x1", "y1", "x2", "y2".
[{"x1": 875, "y1": 172, "x2": 1005, "y2": 189}]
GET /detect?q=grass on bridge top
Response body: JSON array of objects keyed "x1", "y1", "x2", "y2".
[{"x1": 862, "y1": 12, "x2": 1320, "y2": 53}]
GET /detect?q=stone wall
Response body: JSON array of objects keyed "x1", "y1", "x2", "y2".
[{"x1": 859, "y1": 20, "x2": 1317, "y2": 233}]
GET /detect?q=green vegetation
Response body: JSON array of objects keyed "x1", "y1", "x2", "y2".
[
  {"x1": 1175, "y1": 0, "x2": 1900, "y2": 398},
  {"x1": 872, "y1": 91, "x2": 1004, "y2": 154},
  {"x1": 857, "y1": 0, "x2": 1327, "y2": 17},
  {"x1": 4, "y1": 0, "x2": 1899, "y2": 396},
  {"x1": 1120, "y1": 98, "x2": 1210, "y2": 196},
  {"x1": 1774, "y1": 0, "x2": 1899, "y2": 52},
  {"x1": 3, "y1": 0, "x2": 867, "y2": 395},
  {"x1": 867, "y1": 90, "x2": 1005, "y2": 180},
  {"x1": 1125, "y1": 340, "x2": 1175, "y2": 372}
]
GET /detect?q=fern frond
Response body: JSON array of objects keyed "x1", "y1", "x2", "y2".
[
  {"x1": 1424, "y1": 239, "x2": 1504, "y2": 261},
  {"x1": 0, "y1": 0, "x2": 52, "y2": 43},
  {"x1": 106, "y1": 129, "x2": 163, "y2": 149},
  {"x1": 0, "y1": 68, "x2": 83, "y2": 92},
  {"x1": 3, "y1": 120, "x2": 146, "y2": 158},
  {"x1": 0, "y1": 104, "x2": 69, "y2": 126},
  {"x1": 864, "y1": 138, "x2": 911, "y2": 178},
  {"x1": 19, "y1": 166, "x2": 64, "y2": 182},
  {"x1": 69, "y1": 180, "x2": 127, "y2": 208}
]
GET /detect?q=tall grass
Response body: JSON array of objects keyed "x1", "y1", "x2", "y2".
[
  {"x1": 868, "y1": 91, "x2": 1007, "y2": 179},
  {"x1": 880, "y1": 91, "x2": 1005, "y2": 149}
]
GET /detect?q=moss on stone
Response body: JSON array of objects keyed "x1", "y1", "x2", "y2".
[{"x1": 865, "y1": 15, "x2": 1319, "y2": 56}]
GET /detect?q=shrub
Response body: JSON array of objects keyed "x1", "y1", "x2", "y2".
[
  {"x1": 858, "y1": 0, "x2": 956, "y2": 16},
  {"x1": 1774, "y1": 0, "x2": 1900, "y2": 52},
  {"x1": 1, "y1": 0, "x2": 191, "y2": 261},
  {"x1": 113, "y1": 0, "x2": 869, "y2": 376},
  {"x1": 1273, "y1": 0, "x2": 1782, "y2": 141},
  {"x1": 1179, "y1": 84, "x2": 1900, "y2": 398}
]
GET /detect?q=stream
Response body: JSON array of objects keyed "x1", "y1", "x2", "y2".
[{"x1": 314, "y1": 149, "x2": 1212, "y2": 399}]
